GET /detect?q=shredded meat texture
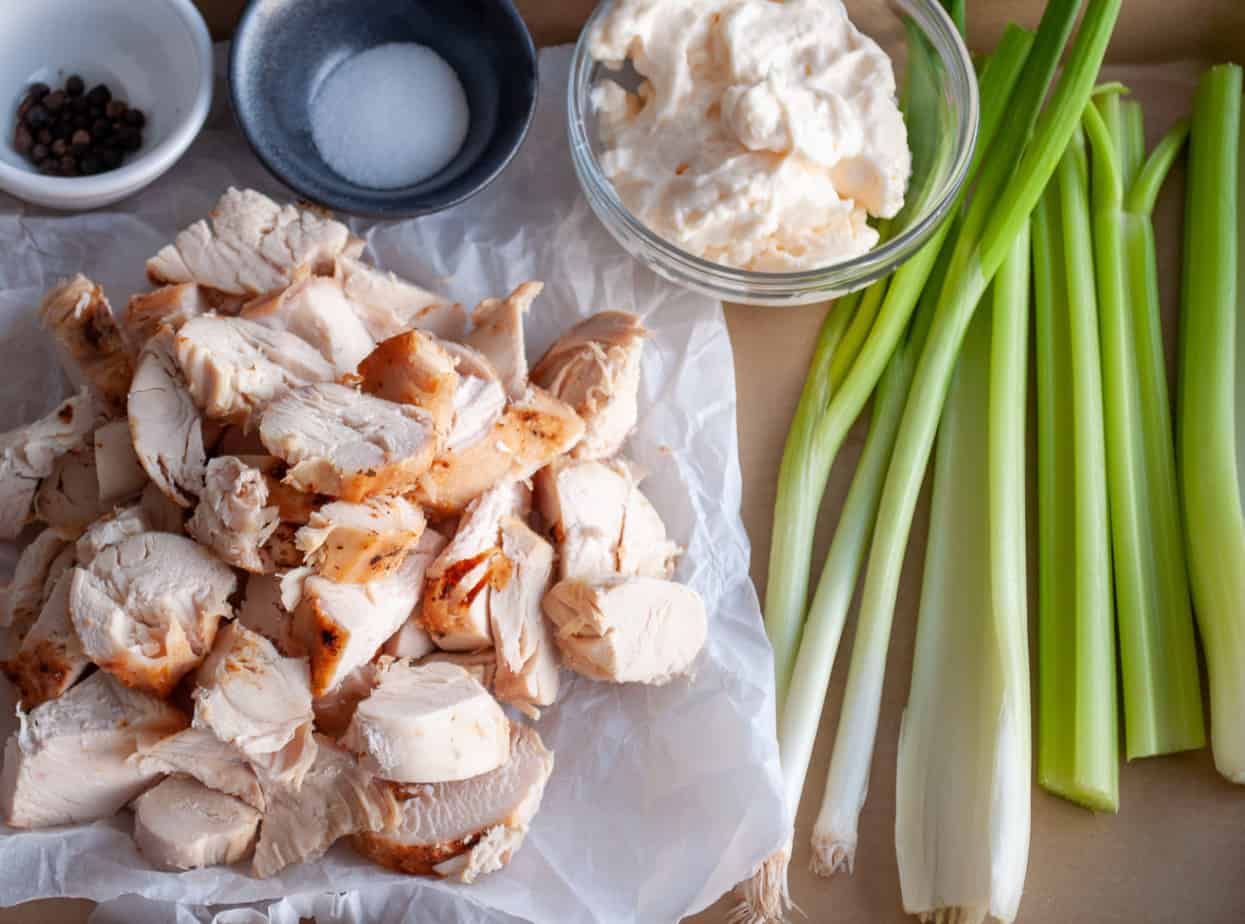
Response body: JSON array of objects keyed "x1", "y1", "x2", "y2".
[
  {"x1": 128, "y1": 330, "x2": 207, "y2": 508},
  {"x1": 38, "y1": 275, "x2": 134, "y2": 413}
]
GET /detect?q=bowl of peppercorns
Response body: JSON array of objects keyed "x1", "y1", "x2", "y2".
[{"x1": 0, "y1": 0, "x2": 212, "y2": 210}]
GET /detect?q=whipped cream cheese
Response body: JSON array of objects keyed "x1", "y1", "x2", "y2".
[{"x1": 589, "y1": 0, "x2": 911, "y2": 272}]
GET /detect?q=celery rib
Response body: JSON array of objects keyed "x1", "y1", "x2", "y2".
[{"x1": 1179, "y1": 63, "x2": 1245, "y2": 784}]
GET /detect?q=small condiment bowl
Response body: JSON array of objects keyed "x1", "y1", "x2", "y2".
[
  {"x1": 0, "y1": 0, "x2": 212, "y2": 211},
  {"x1": 568, "y1": 0, "x2": 979, "y2": 307},
  {"x1": 229, "y1": 0, "x2": 538, "y2": 218}
]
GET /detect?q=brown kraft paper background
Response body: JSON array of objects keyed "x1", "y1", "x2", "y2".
[{"x1": 3, "y1": 1, "x2": 1244, "y2": 921}]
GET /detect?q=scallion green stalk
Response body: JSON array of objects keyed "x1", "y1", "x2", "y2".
[
  {"x1": 1179, "y1": 63, "x2": 1245, "y2": 784},
  {"x1": 813, "y1": 0, "x2": 1122, "y2": 870}
]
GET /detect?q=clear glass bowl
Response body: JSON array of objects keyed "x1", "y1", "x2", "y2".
[{"x1": 566, "y1": 0, "x2": 978, "y2": 307}]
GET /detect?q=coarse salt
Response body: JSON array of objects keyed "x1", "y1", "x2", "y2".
[{"x1": 311, "y1": 43, "x2": 470, "y2": 190}]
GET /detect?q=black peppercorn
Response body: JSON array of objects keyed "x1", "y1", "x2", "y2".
[
  {"x1": 13, "y1": 124, "x2": 32, "y2": 154},
  {"x1": 91, "y1": 118, "x2": 112, "y2": 139},
  {"x1": 117, "y1": 127, "x2": 142, "y2": 151},
  {"x1": 105, "y1": 100, "x2": 127, "y2": 119},
  {"x1": 30, "y1": 143, "x2": 48, "y2": 162},
  {"x1": 100, "y1": 147, "x2": 123, "y2": 170},
  {"x1": 124, "y1": 108, "x2": 146, "y2": 129},
  {"x1": 78, "y1": 155, "x2": 100, "y2": 175},
  {"x1": 24, "y1": 104, "x2": 50, "y2": 129},
  {"x1": 37, "y1": 128, "x2": 53, "y2": 145},
  {"x1": 50, "y1": 138, "x2": 68, "y2": 158},
  {"x1": 50, "y1": 121, "x2": 71, "y2": 141},
  {"x1": 38, "y1": 160, "x2": 58, "y2": 175},
  {"x1": 59, "y1": 155, "x2": 78, "y2": 176},
  {"x1": 43, "y1": 90, "x2": 66, "y2": 113},
  {"x1": 28, "y1": 81, "x2": 50, "y2": 101},
  {"x1": 86, "y1": 84, "x2": 111, "y2": 106},
  {"x1": 70, "y1": 95, "x2": 88, "y2": 114},
  {"x1": 64, "y1": 75, "x2": 84, "y2": 97}
]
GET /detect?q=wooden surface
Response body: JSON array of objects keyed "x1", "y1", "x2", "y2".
[{"x1": 3, "y1": 1, "x2": 1245, "y2": 922}]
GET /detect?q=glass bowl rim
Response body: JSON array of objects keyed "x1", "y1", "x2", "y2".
[{"x1": 566, "y1": 0, "x2": 980, "y2": 304}]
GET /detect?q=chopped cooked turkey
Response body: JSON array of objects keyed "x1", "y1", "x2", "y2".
[
  {"x1": 335, "y1": 255, "x2": 463, "y2": 341},
  {"x1": 419, "y1": 649, "x2": 498, "y2": 687},
  {"x1": 342, "y1": 661, "x2": 510, "y2": 783},
  {"x1": 0, "y1": 671, "x2": 188, "y2": 828},
  {"x1": 531, "y1": 311, "x2": 645, "y2": 460},
  {"x1": 466, "y1": 281, "x2": 541, "y2": 400},
  {"x1": 133, "y1": 727, "x2": 264, "y2": 811},
  {"x1": 0, "y1": 389, "x2": 96, "y2": 540},
  {"x1": 70, "y1": 532, "x2": 236, "y2": 696},
  {"x1": 132, "y1": 775, "x2": 262, "y2": 870},
  {"x1": 93, "y1": 418, "x2": 146, "y2": 504},
  {"x1": 193, "y1": 622, "x2": 314, "y2": 776},
  {"x1": 534, "y1": 457, "x2": 680, "y2": 581},
  {"x1": 1, "y1": 528, "x2": 75, "y2": 641},
  {"x1": 355, "y1": 329, "x2": 460, "y2": 437},
  {"x1": 124, "y1": 283, "x2": 222, "y2": 347},
  {"x1": 380, "y1": 528, "x2": 446, "y2": 660},
  {"x1": 414, "y1": 386, "x2": 584, "y2": 515},
  {"x1": 440, "y1": 340, "x2": 499, "y2": 381},
  {"x1": 259, "y1": 383, "x2": 437, "y2": 501},
  {"x1": 0, "y1": 573, "x2": 89, "y2": 709},
  {"x1": 243, "y1": 276, "x2": 377, "y2": 375},
  {"x1": 174, "y1": 316, "x2": 336, "y2": 426},
  {"x1": 445, "y1": 374, "x2": 507, "y2": 455},
  {"x1": 420, "y1": 482, "x2": 529, "y2": 651},
  {"x1": 236, "y1": 572, "x2": 298, "y2": 655},
  {"x1": 229, "y1": 454, "x2": 319, "y2": 524},
  {"x1": 147, "y1": 188, "x2": 362, "y2": 297},
  {"x1": 542, "y1": 576, "x2": 706, "y2": 685},
  {"x1": 32, "y1": 444, "x2": 110, "y2": 531},
  {"x1": 491, "y1": 517, "x2": 559, "y2": 717},
  {"x1": 294, "y1": 551, "x2": 426, "y2": 695},
  {"x1": 75, "y1": 505, "x2": 149, "y2": 565},
  {"x1": 128, "y1": 329, "x2": 207, "y2": 507},
  {"x1": 352, "y1": 723, "x2": 553, "y2": 882},
  {"x1": 252, "y1": 733, "x2": 399, "y2": 879},
  {"x1": 187, "y1": 457, "x2": 279, "y2": 573},
  {"x1": 38, "y1": 275, "x2": 134, "y2": 412},
  {"x1": 295, "y1": 495, "x2": 425, "y2": 583},
  {"x1": 312, "y1": 660, "x2": 382, "y2": 737}
]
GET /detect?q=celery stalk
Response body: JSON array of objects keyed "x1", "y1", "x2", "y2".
[
  {"x1": 1084, "y1": 101, "x2": 1205, "y2": 759},
  {"x1": 1179, "y1": 63, "x2": 1245, "y2": 784},
  {"x1": 895, "y1": 221, "x2": 1031, "y2": 924},
  {"x1": 813, "y1": 0, "x2": 1122, "y2": 869}
]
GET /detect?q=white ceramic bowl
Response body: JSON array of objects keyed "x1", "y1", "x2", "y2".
[{"x1": 0, "y1": 0, "x2": 212, "y2": 210}]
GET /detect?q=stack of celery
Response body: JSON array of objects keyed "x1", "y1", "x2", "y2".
[{"x1": 743, "y1": 0, "x2": 1245, "y2": 920}]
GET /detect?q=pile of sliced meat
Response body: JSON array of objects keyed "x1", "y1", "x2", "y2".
[{"x1": 0, "y1": 188, "x2": 707, "y2": 882}]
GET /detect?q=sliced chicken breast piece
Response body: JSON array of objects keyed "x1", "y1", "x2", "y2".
[
  {"x1": 192, "y1": 622, "x2": 315, "y2": 782},
  {"x1": 440, "y1": 340, "x2": 499, "y2": 381},
  {"x1": 294, "y1": 551, "x2": 425, "y2": 695},
  {"x1": 175, "y1": 316, "x2": 336, "y2": 426},
  {"x1": 341, "y1": 661, "x2": 510, "y2": 783},
  {"x1": 38, "y1": 275, "x2": 134, "y2": 413},
  {"x1": 128, "y1": 329, "x2": 207, "y2": 507},
  {"x1": 381, "y1": 528, "x2": 446, "y2": 660},
  {"x1": 147, "y1": 187, "x2": 361, "y2": 297},
  {"x1": 295, "y1": 495, "x2": 426, "y2": 583},
  {"x1": 32, "y1": 444, "x2": 110, "y2": 531},
  {"x1": 418, "y1": 649, "x2": 498, "y2": 687},
  {"x1": 252, "y1": 733, "x2": 399, "y2": 879},
  {"x1": 140, "y1": 481, "x2": 188, "y2": 534},
  {"x1": 229, "y1": 454, "x2": 320, "y2": 524},
  {"x1": 242, "y1": 276, "x2": 377, "y2": 376},
  {"x1": 75, "y1": 505, "x2": 150, "y2": 565},
  {"x1": 187, "y1": 457, "x2": 280, "y2": 573},
  {"x1": 1, "y1": 528, "x2": 75, "y2": 641},
  {"x1": 445, "y1": 374, "x2": 507, "y2": 455},
  {"x1": 0, "y1": 572, "x2": 89, "y2": 709},
  {"x1": 535, "y1": 457, "x2": 680, "y2": 581},
  {"x1": 93, "y1": 418, "x2": 146, "y2": 504},
  {"x1": 124, "y1": 283, "x2": 222, "y2": 347},
  {"x1": 236, "y1": 571, "x2": 298, "y2": 655},
  {"x1": 335, "y1": 255, "x2": 464, "y2": 341},
  {"x1": 0, "y1": 389, "x2": 96, "y2": 540},
  {"x1": 312, "y1": 660, "x2": 383, "y2": 737},
  {"x1": 465, "y1": 281, "x2": 541, "y2": 400},
  {"x1": 355, "y1": 329, "x2": 460, "y2": 437},
  {"x1": 420, "y1": 482, "x2": 529, "y2": 651},
  {"x1": 491, "y1": 518, "x2": 559, "y2": 717},
  {"x1": 132, "y1": 774, "x2": 262, "y2": 870},
  {"x1": 542, "y1": 576, "x2": 706, "y2": 685},
  {"x1": 0, "y1": 671, "x2": 188, "y2": 828},
  {"x1": 133, "y1": 727, "x2": 264, "y2": 811},
  {"x1": 352, "y1": 723, "x2": 553, "y2": 882},
  {"x1": 414, "y1": 387, "x2": 584, "y2": 515},
  {"x1": 70, "y1": 532, "x2": 237, "y2": 697},
  {"x1": 259, "y1": 383, "x2": 437, "y2": 501},
  {"x1": 531, "y1": 311, "x2": 645, "y2": 460}
]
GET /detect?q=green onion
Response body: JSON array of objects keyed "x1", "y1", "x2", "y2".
[
  {"x1": 1083, "y1": 97, "x2": 1204, "y2": 761},
  {"x1": 1179, "y1": 63, "x2": 1245, "y2": 784},
  {"x1": 896, "y1": 219, "x2": 1031, "y2": 924},
  {"x1": 813, "y1": 0, "x2": 1121, "y2": 870}
]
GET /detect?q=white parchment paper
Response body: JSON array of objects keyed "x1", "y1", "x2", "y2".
[{"x1": 0, "y1": 45, "x2": 785, "y2": 923}]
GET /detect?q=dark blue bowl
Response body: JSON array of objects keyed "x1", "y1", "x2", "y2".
[{"x1": 229, "y1": 0, "x2": 537, "y2": 217}]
